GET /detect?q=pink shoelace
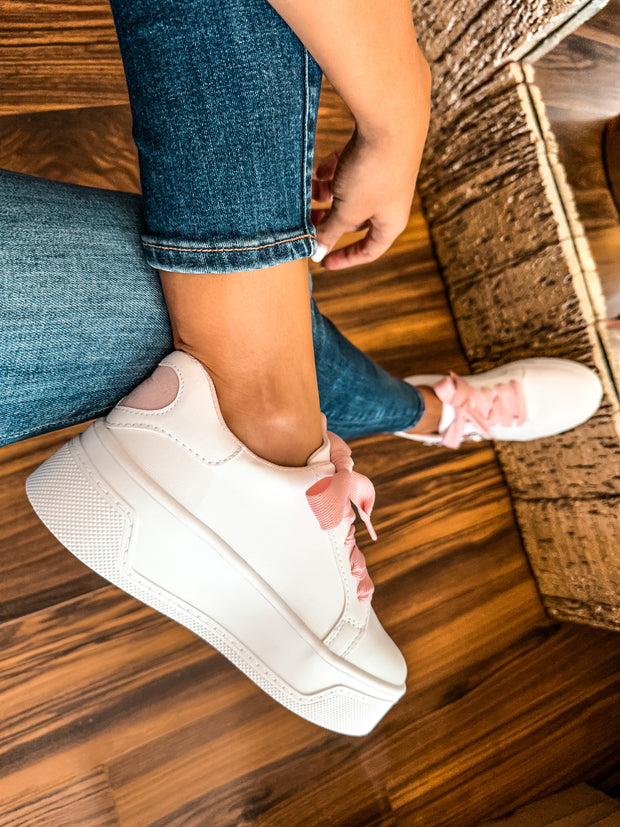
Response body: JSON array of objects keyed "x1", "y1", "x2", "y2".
[
  {"x1": 306, "y1": 430, "x2": 377, "y2": 603},
  {"x1": 435, "y1": 372, "x2": 526, "y2": 449}
]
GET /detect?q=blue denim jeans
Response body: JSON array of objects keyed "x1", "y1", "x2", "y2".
[
  {"x1": 0, "y1": 171, "x2": 423, "y2": 446},
  {"x1": 1, "y1": 0, "x2": 424, "y2": 445},
  {"x1": 109, "y1": 0, "x2": 322, "y2": 273}
]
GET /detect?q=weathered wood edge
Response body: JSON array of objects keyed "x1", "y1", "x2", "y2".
[
  {"x1": 517, "y1": 0, "x2": 611, "y2": 63},
  {"x1": 545, "y1": 594, "x2": 620, "y2": 629}
]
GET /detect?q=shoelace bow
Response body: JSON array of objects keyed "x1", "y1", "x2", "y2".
[
  {"x1": 435, "y1": 372, "x2": 526, "y2": 449},
  {"x1": 306, "y1": 430, "x2": 376, "y2": 602}
]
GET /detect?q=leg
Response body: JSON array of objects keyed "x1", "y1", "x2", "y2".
[
  {"x1": 160, "y1": 263, "x2": 322, "y2": 466},
  {"x1": 0, "y1": 170, "x2": 172, "y2": 445},
  {"x1": 24, "y1": 0, "x2": 411, "y2": 735},
  {"x1": 109, "y1": 0, "x2": 326, "y2": 466},
  {"x1": 108, "y1": 0, "x2": 427, "y2": 464},
  {"x1": 2, "y1": 168, "x2": 598, "y2": 455},
  {"x1": 310, "y1": 297, "x2": 431, "y2": 440},
  {"x1": 0, "y1": 169, "x2": 423, "y2": 448}
]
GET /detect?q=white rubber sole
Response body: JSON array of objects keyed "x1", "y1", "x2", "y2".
[{"x1": 26, "y1": 421, "x2": 405, "y2": 736}]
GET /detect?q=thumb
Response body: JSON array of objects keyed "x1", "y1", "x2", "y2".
[{"x1": 312, "y1": 202, "x2": 360, "y2": 263}]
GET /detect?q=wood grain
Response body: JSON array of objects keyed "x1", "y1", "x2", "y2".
[
  {"x1": 1, "y1": 0, "x2": 605, "y2": 117},
  {"x1": 0, "y1": 0, "x2": 127, "y2": 115},
  {"x1": 480, "y1": 783, "x2": 620, "y2": 825},
  {"x1": 604, "y1": 115, "x2": 620, "y2": 216},
  {"x1": 531, "y1": 22, "x2": 620, "y2": 120},
  {"x1": 1, "y1": 769, "x2": 120, "y2": 827},
  {"x1": 0, "y1": 21, "x2": 619, "y2": 827},
  {"x1": 0, "y1": 105, "x2": 139, "y2": 192}
]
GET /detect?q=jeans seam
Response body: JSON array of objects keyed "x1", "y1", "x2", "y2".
[
  {"x1": 302, "y1": 47, "x2": 310, "y2": 234},
  {"x1": 142, "y1": 232, "x2": 315, "y2": 254}
]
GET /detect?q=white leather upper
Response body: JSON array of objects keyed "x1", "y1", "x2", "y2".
[
  {"x1": 105, "y1": 351, "x2": 406, "y2": 685},
  {"x1": 402, "y1": 358, "x2": 603, "y2": 444}
]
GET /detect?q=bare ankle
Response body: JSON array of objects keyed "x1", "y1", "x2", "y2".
[
  {"x1": 407, "y1": 385, "x2": 443, "y2": 435},
  {"x1": 221, "y1": 405, "x2": 323, "y2": 467}
]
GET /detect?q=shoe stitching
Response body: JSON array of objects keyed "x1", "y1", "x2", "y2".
[
  {"x1": 119, "y1": 359, "x2": 328, "y2": 477},
  {"x1": 70, "y1": 438, "x2": 327, "y2": 702},
  {"x1": 323, "y1": 525, "x2": 367, "y2": 657},
  {"x1": 329, "y1": 525, "x2": 355, "y2": 608},
  {"x1": 341, "y1": 620, "x2": 367, "y2": 659},
  {"x1": 325, "y1": 616, "x2": 366, "y2": 648},
  {"x1": 108, "y1": 422, "x2": 241, "y2": 467},
  {"x1": 143, "y1": 232, "x2": 315, "y2": 254},
  {"x1": 68, "y1": 441, "x2": 390, "y2": 710}
]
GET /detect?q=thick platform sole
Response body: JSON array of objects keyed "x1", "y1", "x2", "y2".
[{"x1": 26, "y1": 421, "x2": 405, "y2": 736}]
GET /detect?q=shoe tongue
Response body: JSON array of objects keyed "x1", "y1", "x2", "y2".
[
  {"x1": 306, "y1": 435, "x2": 332, "y2": 467},
  {"x1": 438, "y1": 401, "x2": 455, "y2": 434},
  {"x1": 438, "y1": 398, "x2": 478, "y2": 438}
]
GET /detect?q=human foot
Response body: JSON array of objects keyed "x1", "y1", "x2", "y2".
[
  {"x1": 26, "y1": 351, "x2": 406, "y2": 735},
  {"x1": 396, "y1": 358, "x2": 602, "y2": 448}
]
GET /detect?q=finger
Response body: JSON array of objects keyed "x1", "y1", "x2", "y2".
[
  {"x1": 314, "y1": 200, "x2": 367, "y2": 254},
  {"x1": 311, "y1": 177, "x2": 333, "y2": 203},
  {"x1": 314, "y1": 150, "x2": 341, "y2": 181},
  {"x1": 322, "y1": 223, "x2": 395, "y2": 270},
  {"x1": 310, "y1": 207, "x2": 328, "y2": 226}
]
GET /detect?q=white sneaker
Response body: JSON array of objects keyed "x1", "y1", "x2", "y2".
[
  {"x1": 26, "y1": 351, "x2": 406, "y2": 736},
  {"x1": 395, "y1": 358, "x2": 603, "y2": 448}
]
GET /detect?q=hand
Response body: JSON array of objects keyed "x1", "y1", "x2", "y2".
[{"x1": 311, "y1": 127, "x2": 423, "y2": 270}]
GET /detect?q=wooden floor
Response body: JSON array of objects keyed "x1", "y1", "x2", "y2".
[{"x1": 1, "y1": 73, "x2": 619, "y2": 827}]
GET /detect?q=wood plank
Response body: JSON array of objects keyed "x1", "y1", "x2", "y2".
[
  {"x1": 0, "y1": 1, "x2": 127, "y2": 115},
  {"x1": 0, "y1": 768, "x2": 120, "y2": 827},
  {"x1": 0, "y1": 0, "x2": 605, "y2": 118},
  {"x1": 545, "y1": 120, "x2": 618, "y2": 234},
  {"x1": 387, "y1": 625, "x2": 620, "y2": 824},
  {"x1": 0, "y1": 105, "x2": 139, "y2": 192},
  {"x1": 480, "y1": 783, "x2": 620, "y2": 825},
  {"x1": 1, "y1": 46, "x2": 619, "y2": 827},
  {"x1": 604, "y1": 115, "x2": 620, "y2": 215},
  {"x1": 531, "y1": 26, "x2": 620, "y2": 120},
  {"x1": 579, "y1": 0, "x2": 620, "y2": 48},
  {"x1": 0, "y1": 44, "x2": 128, "y2": 115},
  {"x1": 0, "y1": 587, "x2": 261, "y2": 799}
]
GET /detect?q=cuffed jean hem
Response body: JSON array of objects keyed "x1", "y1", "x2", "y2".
[
  {"x1": 143, "y1": 229, "x2": 318, "y2": 274},
  {"x1": 109, "y1": 0, "x2": 323, "y2": 276}
]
